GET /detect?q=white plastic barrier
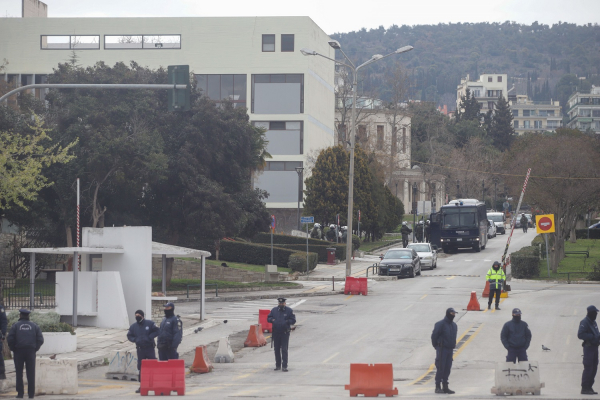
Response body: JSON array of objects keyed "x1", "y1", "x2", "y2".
[
  {"x1": 105, "y1": 350, "x2": 139, "y2": 381},
  {"x1": 214, "y1": 336, "x2": 234, "y2": 363},
  {"x1": 35, "y1": 358, "x2": 78, "y2": 395},
  {"x1": 491, "y1": 360, "x2": 545, "y2": 396}
]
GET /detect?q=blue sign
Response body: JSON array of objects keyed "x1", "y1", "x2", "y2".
[{"x1": 300, "y1": 216, "x2": 314, "y2": 224}]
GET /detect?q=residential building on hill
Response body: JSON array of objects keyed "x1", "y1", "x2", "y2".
[
  {"x1": 510, "y1": 95, "x2": 562, "y2": 134},
  {"x1": 456, "y1": 73, "x2": 508, "y2": 113},
  {"x1": 566, "y1": 86, "x2": 600, "y2": 134}
]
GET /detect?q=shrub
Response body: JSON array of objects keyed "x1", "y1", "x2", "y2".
[
  {"x1": 588, "y1": 260, "x2": 600, "y2": 281},
  {"x1": 254, "y1": 232, "x2": 326, "y2": 246},
  {"x1": 287, "y1": 252, "x2": 318, "y2": 273},
  {"x1": 219, "y1": 240, "x2": 317, "y2": 268},
  {"x1": 511, "y1": 246, "x2": 540, "y2": 279},
  {"x1": 7, "y1": 311, "x2": 74, "y2": 334},
  {"x1": 576, "y1": 229, "x2": 600, "y2": 240},
  {"x1": 352, "y1": 235, "x2": 360, "y2": 251},
  {"x1": 266, "y1": 243, "x2": 346, "y2": 262},
  {"x1": 531, "y1": 234, "x2": 554, "y2": 256}
]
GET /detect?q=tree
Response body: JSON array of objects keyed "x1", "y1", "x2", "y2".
[
  {"x1": 504, "y1": 129, "x2": 600, "y2": 272},
  {"x1": 455, "y1": 89, "x2": 481, "y2": 123},
  {"x1": 490, "y1": 96, "x2": 515, "y2": 151}
]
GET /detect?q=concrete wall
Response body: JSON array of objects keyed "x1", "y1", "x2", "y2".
[
  {"x1": 152, "y1": 258, "x2": 265, "y2": 283},
  {"x1": 22, "y1": 0, "x2": 48, "y2": 18}
]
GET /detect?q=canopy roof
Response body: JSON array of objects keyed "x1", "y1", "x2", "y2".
[{"x1": 21, "y1": 242, "x2": 211, "y2": 258}]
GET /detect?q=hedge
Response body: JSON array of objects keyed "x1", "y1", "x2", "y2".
[
  {"x1": 7, "y1": 311, "x2": 75, "y2": 334},
  {"x1": 511, "y1": 246, "x2": 540, "y2": 279},
  {"x1": 531, "y1": 234, "x2": 554, "y2": 256},
  {"x1": 287, "y1": 252, "x2": 318, "y2": 273},
  {"x1": 219, "y1": 240, "x2": 317, "y2": 269},
  {"x1": 575, "y1": 229, "x2": 600, "y2": 240},
  {"x1": 254, "y1": 233, "x2": 327, "y2": 246},
  {"x1": 267, "y1": 243, "x2": 346, "y2": 262},
  {"x1": 588, "y1": 260, "x2": 600, "y2": 281}
]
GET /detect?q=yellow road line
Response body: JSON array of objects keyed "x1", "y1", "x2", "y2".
[
  {"x1": 322, "y1": 352, "x2": 340, "y2": 364},
  {"x1": 233, "y1": 364, "x2": 269, "y2": 380},
  {"x1": 303, "y1": 285, "x2": 329, "y2": 293},
  {"x1": 403, "y1": 304, "x2": 413, "y2": 311},
  {"x1": 453, "y1": 323, "x2": 484, "y2": 359},
  {"x1": 446, "y1": 275, "x2": 456, "y2": 280},
  {"x1": 77, "y1": 384, "x2": 127, "y2": 395},
  {"x1": 186, "y1": 386, "x2": 224, "y2": 395},
  {"x1": 420, "y1": 294, "x2": 428, "y2": 300},
  {"x1": 234, "y1": 386, "x2": 272, "y2": 396},
  {"x1": 352, "y1": 334, "x2": 370, "y2": 344},
  {"x1": 344, "y1": 295, "x2": 354, "y2": 301},
  {"x1": 302, "y1": 371, "x2": 311, "y2": 376}
]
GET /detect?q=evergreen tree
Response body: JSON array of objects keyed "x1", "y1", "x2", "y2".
[
  {"x1": 456, "y1": 89, "x2": 481, "y2": 123},
  {"x1": 490, "y1": 96, "x2": 514, "y2": 151}
]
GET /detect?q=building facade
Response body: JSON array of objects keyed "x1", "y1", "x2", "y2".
[
  {"x1": 457, "y1": 73, "x2": 508, "y2": 113},
  {"x1": 510, "y1": 95, "x2": 562, "y2": 134},
  {"x1": 567, "y1": 86, "x2": 600, "y2": 134},
  {"x1": 0, "y1": 16, "x2": 336, "y2": 233}
]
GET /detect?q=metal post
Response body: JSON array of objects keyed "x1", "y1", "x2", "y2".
[
  {"x1": 413, "y1": 211, "x2": 416, "y2": 243},
  {"x1": 456, "y1": 179, "x2": 460, "y2": 199},
  {"x1": 295, "y1": 167, "x2": 304, "y2": 230},
  {"x1": 270, "y1": 228, "x2": 273, "y2": 265},
  {"x1": 545, "y1": 234, "x2": 550, "y2": 278},
  {"x1": 482, "y1": 179, "x2": 485, "y2": 205},
  {"x1": 494, "y1": 180, "x2": 497, "y2": 211},
  {"x1": 357, "y1": 209, "x2": 360, "y2": 241},
  {"x1": 201, "y1": 255, "x2": 206, "y2": 320},
  {"x1": 29, "y1": 253, "x2": 35, "y2": 310},
  {"x1": 306, "y1": 223, "x2": 309, "y2": 275},
  {"x1": 345, "y1": 70, "x2": 358, "y2": 277},
  {"x1": 73, "y1": 251, "x2": 78, "y2": 327},
  {"x1": 162, "y1": 254, "x2": 167, "y2": 295}
]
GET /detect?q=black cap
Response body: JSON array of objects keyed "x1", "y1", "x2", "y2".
[
  {"x1": 19, "y1": 309, "x2": 31, "y2": 314},
  {"x1": 277, "y1": 297, "x2": 286, "y2": 303},
  {"x1": 512, "y1": 308, "x2": 522, "y2": 315},
  {"x1": 135, "y1": 309, "x2": 145, "y2": 317},
  {"x1": 164, "y1": 302, "x2": 175, "y2": 309},
  {"x1": 447, "y1": 307, "x2": 457, "y2": 314},
  {"x1": 587, "y1": 305, "x2": 599, "y2": 313}
]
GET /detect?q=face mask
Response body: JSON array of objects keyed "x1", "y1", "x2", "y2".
[
  {"x1": 588, "y1": 312, "x2": 598, "y2": 321},
  {"x1": 513, "y1": 315, "x2": 521, "y2": 322},
  {"x1": 278, "y1": 304, "x2": 285, "y2": 310},
  {"x1": 493, "y1": 266, "x2": 499, "y2": 270},
  {"x1": 164, "y1": 309, "x2": 174, "y2": 317},
  {"x1": 135, "y1": 316, "x2": 143, "y2": 322},
  {"x1": 446, "y1": 312, "x2": 455, "y2": 321}
]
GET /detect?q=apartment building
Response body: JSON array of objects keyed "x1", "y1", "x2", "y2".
[
  {"x1": 510, "y1": 95, "x2": 562, "y2": 134},
  {"x1": 566, "y1": 86, "x2": 600, "y2": 134},
  {"x1": 456, "y1": 74, "x2": 508, "y2": 113},
  {"x1": 0, "y1": 15, "x2": 336, "y2": 232}
]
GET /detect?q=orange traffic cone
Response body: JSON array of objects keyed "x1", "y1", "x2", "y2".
[
  {"x1": 189, "y1": 345, "x2": 213, "y2": 373},
  {"x1": 244, "y1": 324, "x2": 267, "y2": 347},
  {"x1": 482, "y1": 281, "x2": 490, "y2": 297},
  {"x1": 467, "y1": 291, "x2": 481, "y2": 311}
]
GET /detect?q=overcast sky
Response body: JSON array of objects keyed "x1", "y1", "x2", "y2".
[{"x1": 1, "y1": 0, "x2": 599, "y2": 34}]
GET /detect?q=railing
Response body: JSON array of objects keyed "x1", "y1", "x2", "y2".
[
  {"x1": 556, "y1": 271, "x2": 588, "y2": 284},
  {"x1": 366, "y1": 264, "x2": 379, "y2": 277},
  {"x1": 0, "y1": 278, "x2": 56, "y2": 310}
]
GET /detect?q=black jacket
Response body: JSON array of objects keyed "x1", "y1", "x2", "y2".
[
  {"x1": 578, "y1": 316, "x2": 600, "y2": 346},
  {"x1": 7, "y1": 319, "x2": 44, "y2": 352},
  {"x1": 501, "y1": 318, "x2": 532, "y2": 350},
  {"x1": 400, "y1": 225, "x2": 412, "y2": 238},
  {"x1": 157, "y1": 315, "x2": 182, "y2": 349},
  {"x1": 431, "y1": 316, "x2": 458, "y2": 349},
  {"x1": 127, "y1": 319, "x2": 159, "y2": 349},
  {"x1": 267, "y1": 306, "x2": 296, "y2": 337}
]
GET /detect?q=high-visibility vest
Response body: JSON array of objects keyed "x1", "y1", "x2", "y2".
[{"x1": 486, "y1": 268, "x2": 506, "y2": 290}]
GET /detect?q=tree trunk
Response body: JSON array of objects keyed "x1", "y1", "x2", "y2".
[
  {"x1": 569, "y1": 227, "x2": 577, "y2": 243},
  {"x1": 65, "y1": 225, "x2": 73, "y2": 248},
  {"x1": 165, "y1": 258, "x2": 174, "y2": 287}
]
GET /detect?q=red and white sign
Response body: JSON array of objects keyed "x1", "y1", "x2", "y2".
[{"x1": 536, "y1": 214, "x2": 555, "y2": 233}]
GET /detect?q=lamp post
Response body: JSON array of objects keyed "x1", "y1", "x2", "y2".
[
  {"x1": 295, "y1": 167, "x2": 304, "y2": 230},
  {"x1": 395, "y1": 182, "x2": 398, "y2": 197},
  {"x1": 301, "y1": 41, "x2": 413, "y2": 276}
]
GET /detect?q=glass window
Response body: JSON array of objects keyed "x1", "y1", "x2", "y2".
[
  {"x1": 523, "y1": 110, "x2": 530, "y2": 117},
  {"x1": 253, "y1": 121, "x2": 303, "y2": 155},
  {"x1": 534, "y1": 121, "x2": 542, "y2": 129},
  {"x1": 254, "y1": 162, "x2": 304, "y2": 202},
  {"x1": 524, "y1": 120, "x2": 530, "y2": 128},
  {"x1": 377, "y1": 125, "x2": 384, "y2": 150},
  {"x1": 592, "y1": 110, "x2": 600, "y2": 117},
  {"x1": 580, "y1": 109, "x2": 592, "y2": 117},
  {"x1": 281, "y1": 34, "x2": 294, "y2": 52},
  {"x1": 497, "y1": 76, "x2": 502, "y2": 82},
  {"x1": 488, "y1": 77, "x2": 493, "y2": 82},
  {"x1": 142, "y1": 35, "x2": 180, "y2": 49},
  {"x1": 512, "y1": 109, "x2": 518, "y2": 117},
  {"x1": 41, "y1": 35, "x2": 100, "y2": 50},
  {"x1": 104, "y1": 35, "x2": 179, "y2": 49},
  {"x1": 195, "y1": 74, "x2": 247, "y2": 108},
  {"x1": 262, "y1": 34, "x2": 275, "y2": 52},
  {"x1": 252, "y1": 74, "x2": 304, "y2": 114},
  {"x1": 514, "y1": 121, "x2": 519, "y2": 128}
]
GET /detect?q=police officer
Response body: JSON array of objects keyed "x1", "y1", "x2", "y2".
[
  {"x1": 486, "y1": 261, "x2": 506, "y2": 310},
  {"x1": 127, "y1": 309, "x2": 159, "y2": 393},
  {"x1": 501, "y1": 308, "x2": 532, "y2": 363},
  {"x1": 578, "y1": 305, "x2": 600, "y2": 395},
  {"x1": 7, "y1": 309, "x2": 44, "y2": 399},
  {"x1": 431, "y1": 307, "x2": 458, "y2": 394},
  {"x1": 0, "y1": 304, "x2": 8, "y2": 380},
  {"x1": 157, "y1": 303, "x2": 182, "y2": 361},
  {"x1": 267, "y1": 297, "x2": 296, "y2": 372},
  {"x1": 400, "y1": 222, "x2": 412, "y2": 248},
  {"x1": 326, "y1": 224, "x2": 337, "y2": 242}
]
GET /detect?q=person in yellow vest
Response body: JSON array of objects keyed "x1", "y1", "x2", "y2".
[{"x1": 486, "y1": 261, "x2": 506, "y2": 310}]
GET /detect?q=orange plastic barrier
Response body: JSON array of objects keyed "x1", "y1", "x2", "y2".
[
  {"x1": 140, "y1": 359, "x2": 185, "y2": 396},
  {"x1": 357, "y1": 277, "x2": 368, "y2": 296},
  {"x1": 344, "y1": 363, "x2": 398, "y2": 397},
  {"x1": 344, "y1": 277, "x2": 358, "y2": 295},
  {"x1": 189, "y1": 345, "x2": 213, "y2": 374},
  {"x1": 258, "y1": 309, "x2": 272, "y2": 333},
  {"x1": 482, "y1": 280, "x2": 490, "y2": 297},
  {"x1": 467, "y1": 290, "x2": 481, "y2": 311},
  {"x1": 244, "y1": 324, "x2": 267, "y2": 347}
]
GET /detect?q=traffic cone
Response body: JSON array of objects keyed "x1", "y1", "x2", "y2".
[
  {"x1": 467, "y1": 291, "x2": 481, "y2": 311},
  {"x1": 482, "y1": 281, "x2": 490, "y2": 297},
  {"x1": 244, "y1": 324, "x2": 267, "y2": 347},
  {"x1": 189, "y1": 345, "x2": 213, "y2": 373}
]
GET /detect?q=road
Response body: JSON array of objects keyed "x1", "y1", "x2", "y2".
[{"x1": 16, "y1": 229, "x2": 599, "y2": 399}]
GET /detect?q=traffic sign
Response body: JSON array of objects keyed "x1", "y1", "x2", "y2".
[
  {"x1": 300, "y1": 216, "x2": 314, "y2": 224},
  {"x1": 536, "y1": 214, "x2": 555, "y2": 233}
]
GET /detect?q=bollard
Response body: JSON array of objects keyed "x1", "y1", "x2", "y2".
[{"x1": 332, "y1": 276, "x2": 335, "y2": 291}]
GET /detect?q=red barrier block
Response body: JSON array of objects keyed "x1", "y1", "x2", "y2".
[
  {"x1": 344, "y1": 363, "x2": 398, "y2": 397},
  {"x1": 258, "y1": 309, "x2": 272, "y2": 333},
  {"x1": 344, "y1": 277, "x2": 359, "y2": 295},
  {"x1": 140, "y1": 359, "x2": 185, "y2": 396},
  {"x1": 482, "y1": 280, "x2": 490, "y2": 298},
  {"x1": 357, "y1": 277, "x2": 368, "y2": 296},
  {"x1": 244, "y1": 324, "x2": 267, "y2": 347},
  {"x1": 189, "y1": 345, "x2": 213, "y2": 374}
]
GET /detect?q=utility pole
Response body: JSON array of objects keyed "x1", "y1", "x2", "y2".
[
  {"x1": 456, "y1": 179, "x2": 460, "y2": 199},
  {"x1": 482, "y1": 179, "x2": 485, "y2": 204}
]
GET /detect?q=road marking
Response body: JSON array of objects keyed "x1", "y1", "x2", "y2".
[
  {"x1": 77, "y1": 384, "x2": 128, "y2": 395},
  {"x1": 404, "y1": 304, "x2": 413, "y2": 311},
  {"x1": 234, "y1": 386, "x2": 272, "y2": 396},
  {"x1": 490, "y1": 298, "x2": 506, "y2": 313},
  {"x1": 352, "y1": 334, "x2": 370, "y2": 344},
  {"x1": 322, "y1": 352, "x2": 340, "y2": 364},
  {"x1": 484, "y1": 259, "x2": 492, "y2": 262},
  {"x1": 420, "y1": 294, "x2": 428, "y2": 300},
  {"x1": 566, "y1": 335, "x2": 570, "y2": 345},
  {"x1": 291, "y1": 299, "x2": 306, "y2": 308},
  {"x1": 302, "y1": 371, "x2": 311, "y2": 376},
  {"x1": 233, "y1": 364, "x2": 269, "y2": 380},
  {"x1": 452, "y1": 323, "x2": 484, "y2": 359},
  {"x1": 344, "y1": 295, "x2": 354, "y2": 301},
  {"x1": 186, "y1": 386, "x2": 224, "y2": 395},
  {"x1": 303, "y1": 285, "x2": 329, "y2": 293},
  {"x1": 574, "y1": 309, "x2": 578, "y2": 315},
  {"x1": 465, "y1": 259, "x2": 472, "y2": 261},
  {"x1": 446, "y1": 276, "x2": 456, "y2": 280},
  {"x1": 445, "y1": 260, "x2": 454, "y2": 262}
]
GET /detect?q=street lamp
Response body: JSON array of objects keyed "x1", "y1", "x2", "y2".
[
  {"x1": 301, "y1": 42, "x2": 413, "y2": 276},
  {"x1": 295, "y1": 167, "x2": 304, "y2": 230}
]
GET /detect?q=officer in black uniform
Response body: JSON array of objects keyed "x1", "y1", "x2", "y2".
[
  {"x1": 157, "y1": 302, "x2": 182, "y2": 361},
  {"x1": 127, "y1": 309, "x2": 159, "y2": 393},
  {"x1": 501, "y1": 308, "x2": 532, "y2": 363},
  {"x1": 0, "y1": 304, "x2": 8, "y2": 380},
  {"x1": 578, "y1": 305, "x2": 600, "y2": 395},
  {"x1": 431, "y1": 307, "x2": 458, "y2": 394},
  {"x1": 267, "y1": 298, "x2": 296, "y2": 372},
  {"x1": 7, "y1": 309, "x2": 44, "y2": 399}
]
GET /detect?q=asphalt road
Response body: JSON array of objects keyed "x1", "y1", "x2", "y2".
[{"x1": 19, "y1": 228, "x2": 600, "y2": 399}]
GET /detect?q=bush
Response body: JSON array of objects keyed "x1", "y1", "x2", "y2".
[
  {"x1": 266, "y1": 243, "x2": 346, "y2": 262},
  {"x1": 219, "y1": 240, "x2": 317, "y2": 268},
  {"x1": 7, "y1": 311, "x2": 74, "y2": 334},
  {"x1": 511, "y1": 246, "x2": 540, "y2": 279},
  {"x1": 531, "y1": 234, "x2": 554, "y2": 256},
  {"x1": 254, "y1": 233, "x2": 327, "y2": 246},
  {"x1": 588, "y1": 261, "x2": 600, "y2": 281},
  {"x1": 352, "y1": 235, "x2": 360, "y2": 251},
  {"x1": 576, "y1": 229, "x2": 600, "y2": 240},
  {"x1": 287, "y1": 252, "x2": 318, "y2": 273}
]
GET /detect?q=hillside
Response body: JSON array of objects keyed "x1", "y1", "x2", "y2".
[{"x1": 330, "y1": 21, "x2": 600, "y2": 110}]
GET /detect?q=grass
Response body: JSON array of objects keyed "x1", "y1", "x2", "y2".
[
  {"x1": 3, "y1": 279, "x2": 56, "y2": 297},
  {"x1": 178, "y1": 258, "x2": 291, "y2": 274},
  {"x1": 533, "y1": 239, "x2": 600, "y2": 281},
  {"x1": 151, "y1": 278, "x2": 301, "y2": 291},
  {"x1": 360, "y1": 238, "x2": 404, "y2": 253}
]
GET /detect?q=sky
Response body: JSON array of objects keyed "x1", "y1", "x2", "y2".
[{"x1": 1, "y1": 0, "x2": 599, "y2": 35}]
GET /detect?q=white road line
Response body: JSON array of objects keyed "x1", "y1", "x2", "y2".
[
  {"x1": 290, "y1": 299, "x2": 306, "y2": 309},
  {"x1": 445, "y1": 260, "x2": 454, "y2": 262},
  {"x1": 465, "y1": 260, "x2": 472, "y2": 261}
]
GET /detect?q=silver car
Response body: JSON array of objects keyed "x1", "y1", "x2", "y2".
[
  {"x1": 487, "y1": 219, "x2": 497, "y2": 238},
  {"x1": 407, "y1": 243, "x2": 438, "y2": 270}
]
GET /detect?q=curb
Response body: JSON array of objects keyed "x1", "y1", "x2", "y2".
[{"x1": 177, "y1": 290, "x2": 345, "y2": 303}]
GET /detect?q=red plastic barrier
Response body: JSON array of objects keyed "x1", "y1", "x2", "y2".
[
  {"x1": 344, "y1": 363, "x2": 398, "y2": 397},
  {"x1": 357, "y1": 277, "x2": 368, "y2": 296},
  {"x1": 140, "y1": 359, "x2": 185, "y2": 396},
  {"x1": 344, "y1": 277, "x2": 358, "y2": 295},
  {"x1": 258, "y1": 309, "x2": 272, "y2": 333},
  {"x1": 189, "y1": 345, "x2": 213, "y2": 374},
  {"x1": 244, "y1": 324, "x2": 267, "y2": 347},
  {"x1": 467, "y1": 290, "x2": 481, "y2": 311},
  {"x1": 482, "y1": 280, "x2": 490, "y2": 298}
]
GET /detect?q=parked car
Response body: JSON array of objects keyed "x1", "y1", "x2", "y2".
[
  {"x1": 487, "y1": 212, "x2": 506, "y2": 234},
  {"x1": 589, "y1": 222, "x2": 600, "y2": 229},
  {"x1": 487, "y1": 219, "x2": 497, "y2": 238},
  {"x1": 407, "y1": 243, "x2": 438, "y2": 270},
  {"x1": 378, "y1": 248, "x2": 421, "y2": 278}
]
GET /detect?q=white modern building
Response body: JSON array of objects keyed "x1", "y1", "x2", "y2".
[
  {"x1": 0, "y1": 12, "x2": 335, "y2": 232},
  {"x1": 567, "y1": 86, "x2": 600, "y2": 134},
  {"x1": 510, "y1": 95, "x2": 562, "y2": 134},
  {"x1": 457, "y1": 73, "x2": 508, "y2": 113}
]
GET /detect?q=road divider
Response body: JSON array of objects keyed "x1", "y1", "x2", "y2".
[
  {"x1": 190, "y1": 345, "x2": 213, "y2": 373},
  {"x1": 345, "y1": 363, "x2": 398, "y2": 397},
  {"x1": 467, "y1": 291, "x2": 481, "y2": 311},
  {"x1": 140, "y1": 359, "x2": 185, "y2": 396},
  {"x1": 214, "y1": 336, "x2": 235, "y2": 363},
  {"x1": 244, "y1": 324, "x2": 267, "y2": 347},
  {"x1": 491, "y1": 360, "x2": 544, "y2": 395},
  {"x1": 344, "y1": 277, "x2": 367, "y2": 295},
  {"x1": 258, "y1": 309, "x2": 272, "y2": 333}
]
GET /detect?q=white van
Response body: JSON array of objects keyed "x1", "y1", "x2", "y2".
[{"x1": 487, "y1": 212, "x2": 506, "y2": 234}]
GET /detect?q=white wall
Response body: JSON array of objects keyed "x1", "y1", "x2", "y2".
[{"x1": 56, "y1": 272, "x2": 97, "y2": 316}]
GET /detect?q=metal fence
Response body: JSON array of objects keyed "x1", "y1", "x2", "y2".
[{"x1": 0, "y1": 278, "x2": 56, "y2": 310}]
